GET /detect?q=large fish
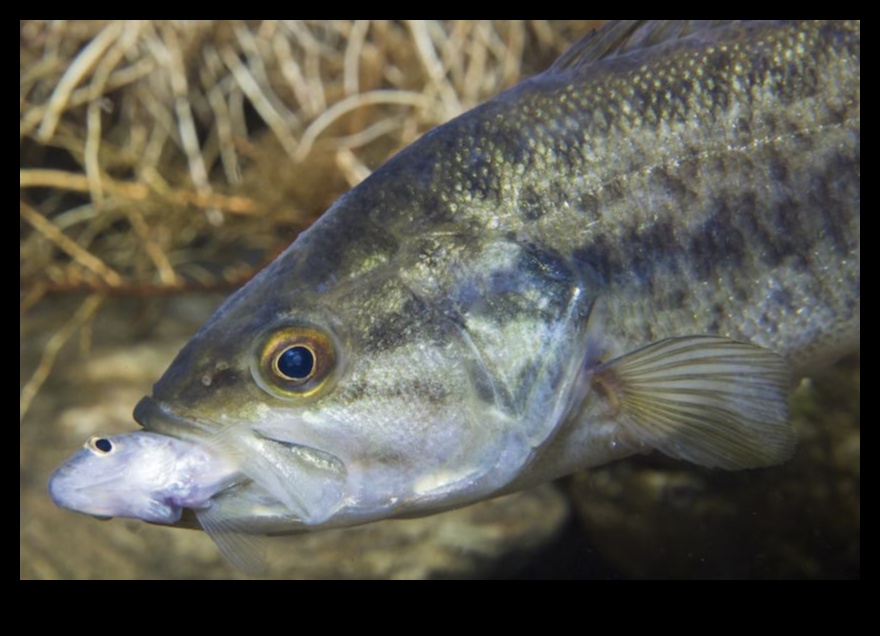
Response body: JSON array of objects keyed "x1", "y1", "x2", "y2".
[{"x1": 49, "y1": 20, "x2": 860, "y2": 572}]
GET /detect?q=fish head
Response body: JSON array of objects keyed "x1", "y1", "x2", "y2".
[
  {"x1": 136, "y1": 209, "x2": 595, "y2": 529},
  {"x1": 49, "y1": 432, "x2": 198, "y2": 524}
]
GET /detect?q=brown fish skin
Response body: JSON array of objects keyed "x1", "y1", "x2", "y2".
[{"x1": 121, "y1": 21, "x2": 859, "y2": 534}]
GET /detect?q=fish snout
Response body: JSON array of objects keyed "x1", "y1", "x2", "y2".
[{"x1": 48, "y1": 459, "x2": 110, "y2": 518}]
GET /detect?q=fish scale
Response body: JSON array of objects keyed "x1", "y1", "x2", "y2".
[
  {"x1": 50, "y1": 20, "x2": 859, "y2": 573},
  {"x1": 294, "y1": 20, "x2": 858, "y2": 365}
]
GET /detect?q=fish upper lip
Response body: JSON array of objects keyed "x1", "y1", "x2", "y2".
[{"x1": 134, "y1": 396, "x2": 208, "y2": 436}]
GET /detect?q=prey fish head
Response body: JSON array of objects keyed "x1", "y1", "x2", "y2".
[{"x1": 49, "y1": 432, "x2": 236, "y2": 525}]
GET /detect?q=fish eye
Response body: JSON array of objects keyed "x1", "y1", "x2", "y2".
[
  {"x1": 257, "y1": 327, "x2": 336, "y2": 397},
  {"x1": 86, "y1": 437, "x2": 115, "y2": 456}
]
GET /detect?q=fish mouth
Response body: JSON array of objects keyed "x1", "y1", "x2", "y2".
[{"x1": 135, "y1": 395, "x2": 348, "y2": 524}]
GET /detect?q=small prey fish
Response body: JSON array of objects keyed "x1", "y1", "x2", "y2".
[{"x1": 50, "y1": 20, "x2": 860, "y2": 573}]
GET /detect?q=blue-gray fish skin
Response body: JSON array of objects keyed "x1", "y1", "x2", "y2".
[{"x1": 50, "y1": 21, "x2": 859, "y2": 570}]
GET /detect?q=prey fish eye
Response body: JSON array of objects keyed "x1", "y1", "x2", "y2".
[{"x1": 86, "y1": 437, "x2": 114, "y2": 455}]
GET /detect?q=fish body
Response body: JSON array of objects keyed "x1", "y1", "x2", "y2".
[{"x1": 50, "y1": 20, "x2": 860, "y2": 571}]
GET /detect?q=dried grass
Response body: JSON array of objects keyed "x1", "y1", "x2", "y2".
[{"x1": 20, "y1": 19, "x2": 602, "y2": 420}]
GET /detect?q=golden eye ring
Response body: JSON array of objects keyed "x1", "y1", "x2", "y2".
[{"x1": 257, "y1": 327, "x2": 336, "y2": 398}]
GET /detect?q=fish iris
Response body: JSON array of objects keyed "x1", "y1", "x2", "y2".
[{"x1": 256, "y1": 326, "x2": 337, "y2": 398}]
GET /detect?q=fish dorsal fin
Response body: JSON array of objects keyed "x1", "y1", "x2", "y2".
[
  {"x1": 592, "y1": 336, "x2": 796, "y2": 470},
  {"x1": 549, "y1": 20, "x2": 737, "y2": 73}
]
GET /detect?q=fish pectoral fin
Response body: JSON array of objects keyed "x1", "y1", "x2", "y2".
[
  {"x1": 196, "y1": 505, "x2": 267, "y2": 577},
  {"x1": 593, "y1": 336, "x2": 796, "y2": 470}
]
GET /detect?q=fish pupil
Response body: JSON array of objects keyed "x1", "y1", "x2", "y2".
[
  {"x1": 278, "y1": 346, "x2": 314, "y2": 380},
  {"x1": 95, "y1": 439, "x2": 113, "y2": 453}
]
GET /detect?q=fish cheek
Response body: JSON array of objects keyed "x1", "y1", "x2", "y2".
[{"x1": 307, "y1": 349, "x2": 480, "y2": 481}]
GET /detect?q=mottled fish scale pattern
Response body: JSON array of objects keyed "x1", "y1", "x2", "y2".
[
  {"x1": 329, "y1": 20, "x2": 859, "y2": 371},
  {"x1": 151, "y1": 19, "x2": 857, "y2": 446}
]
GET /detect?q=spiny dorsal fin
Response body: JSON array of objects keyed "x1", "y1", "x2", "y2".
[
  {"x1": 592, "y1": 336, "x2": 796, "y2": 470},
  {"x1": 549, "y1": 20, "x2": 737, "y2": 73}
]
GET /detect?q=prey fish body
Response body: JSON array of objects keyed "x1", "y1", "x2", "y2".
[{"x1": 50, "y1": 20, "x2": 860, "y2": 571}]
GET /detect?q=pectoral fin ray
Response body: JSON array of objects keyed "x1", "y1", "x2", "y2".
[{"x1": 592, "y1": 336, "x2": 796, "y2": 470}]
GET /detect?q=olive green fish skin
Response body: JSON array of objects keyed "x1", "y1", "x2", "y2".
[
  {"x1": 351, "y1": 18, "x2": 858, "y2": 372},
  {"x1": 139, "y1": 21, "x2": 857, "y2": 530}
]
